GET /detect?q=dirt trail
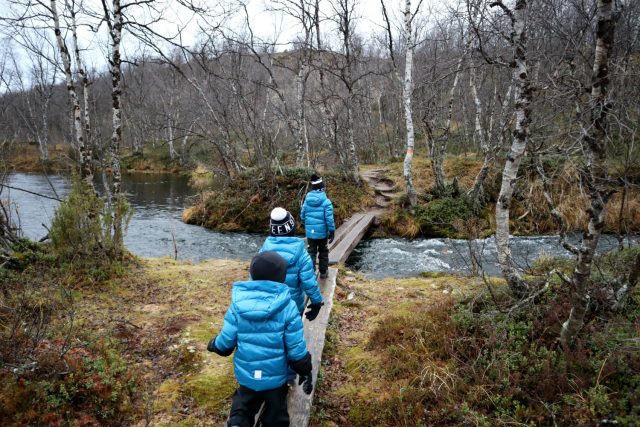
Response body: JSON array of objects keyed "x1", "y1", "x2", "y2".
[{"x1": 360, "y1": 168, "x2": 400, "y2": 214}]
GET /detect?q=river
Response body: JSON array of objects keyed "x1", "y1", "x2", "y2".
[{"x1": 5, "y1": 172, "x2": 635, "y2": 279}]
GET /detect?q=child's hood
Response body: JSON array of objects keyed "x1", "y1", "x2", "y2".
[
  {"x1": 231, "y1": 280, "x2": 291, "y2": 321},
  {"x1": 306, "y1": 190, "x2": 327, "y2": 207}
]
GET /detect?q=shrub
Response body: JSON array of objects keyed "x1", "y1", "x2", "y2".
[
  {"x1": 49, "y1": 178, "x2": 132, "y2": 261},
  {"x1": 415, "y1": 196, "x2": 476, "y2": 237}
]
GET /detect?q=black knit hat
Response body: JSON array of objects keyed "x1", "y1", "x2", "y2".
[
  {"x1": 270, "y1": 207, "x2": 295, "y2": 236},
  {"x1": 310, "y1": 174, "x2": 325, "y2": 191},
  {"x1": 250, "y1": 251, "x2": 288, "y2": 283}
]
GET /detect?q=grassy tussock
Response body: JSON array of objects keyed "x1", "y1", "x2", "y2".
[
  {"x1": 183, "y1": 168, "x2": 371, "y2": 233},
  {"x1": 121, "y1": 146, "x2": 183, "y2": 173}
]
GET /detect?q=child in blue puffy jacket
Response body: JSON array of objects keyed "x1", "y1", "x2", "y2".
[
  {"x1": 261, "y1": 207, "x2": 324, "y2": 320},
  {"x1": 208, "y1": 251, "x2": 313, "y2": 427},
  {"x1": 300, "y1": 175, "x2": 336, "y2": 279}
]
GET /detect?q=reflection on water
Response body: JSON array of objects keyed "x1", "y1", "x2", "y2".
[{"x1": 6, "y1": 172, "x2": 263, "y2": 261}]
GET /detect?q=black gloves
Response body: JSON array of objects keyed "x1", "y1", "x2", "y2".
[
  {"x1": 290, "y1": 353, "x2": 313, "y2": 395},
  {"x1": 299, "y1": 373, "x2": 313, "y2": 395},
  {"x1": 327, "y1": 230, "x2": 335, "y2": 244},
  {"x1": 207, "y1": 337, "x2": 233, "y2": 356},
  {"x1": 305, "y1": 302, "x2": 324, "y2": 321}
]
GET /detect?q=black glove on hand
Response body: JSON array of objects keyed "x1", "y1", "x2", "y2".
[
  {"x1": 305, "y1": 302, "x2": 324, "y2": 321},
  {"x1": 327, "y1": 230, "x2": 335, "y2": 244},
  {"x1": 207, "y1": 337, "x2": 233, "y2": 356},
  {"x1": 299, "y1": 374, "x2": 313, "y2": 395}
]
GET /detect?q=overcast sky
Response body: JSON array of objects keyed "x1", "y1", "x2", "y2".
[{"x1": 0, "y1": 0, "x2": 454, "y2": 86}]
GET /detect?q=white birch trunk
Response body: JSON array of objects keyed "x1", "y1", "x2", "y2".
[
  {"x1": 402, "y1": 0, "x2": 417, "y2": 207},
  {"x1": 51, "y1": 0, "x2": 93, "y2": 186},
  {"x1": 104, "y1": 0, "x2": 125, "y2": 251},
  {"x1": 494, "y1": 0, "x2": 531, "y2": 298},
  {"x1": 39, "y1": 96, "x2": 50, "y2": 160},
  {"x1": 560, "y1": 0, "x2": 617, "y2": 347},
  {"x1": 167, "y1": 119, "x2": 176, "y2": 160},
  {"x1": 69, "y1": 0, "x2": 92, "y2": 153},
  {"x1": 295, "y1": 65, "x2": 308, "y2": 168}
]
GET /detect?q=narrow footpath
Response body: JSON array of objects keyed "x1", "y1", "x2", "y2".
[{"x1": 286, "y1": 168, "x2": 400, "y2": 426}]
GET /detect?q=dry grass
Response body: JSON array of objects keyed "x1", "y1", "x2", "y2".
[
  {"x1": 377, "y1": 155, "x2": 640, "y2": 237},
  {"x1": 7, "y1": 143, "x2": 71, "y2": 173},
  {"x1": 312, "y1": 269, "x2": 484, "y2": 426}
]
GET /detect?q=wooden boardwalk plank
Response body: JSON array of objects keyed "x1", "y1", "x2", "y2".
[
  {"x1": 328, "y1": 212, "x2": 364, "y2": 251},
  {"x1": 286, "y1": 212, "x2": 375, "y2": 426},
  {"x1": 328, "y1": 213, "x2": 375, "y2": 265},
  {"x1": 287, "y1": 267, "x2": 338, "y2": 427}
]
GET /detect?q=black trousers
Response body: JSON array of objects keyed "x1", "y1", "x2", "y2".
[
  {"x1": 227, "y1": 384, "x2": 289, "y2": 427},
  {"x1": 307, "y1": 238, "x2": 329, "y2": 274}
]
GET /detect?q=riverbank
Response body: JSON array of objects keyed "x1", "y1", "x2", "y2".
[
  {"x1": 378, "y1": 156, "x2": 640, "y2": 238},
  {"x1": 6, "y1": 143, "x2": 188, "y2": 174},
  {"x1": 183, "y1": 168, "x2": 372, "y2": 233},
  {"x1": 312, "y1": 248, "x2": 640, "y2": 426},
  {"x1": 180, "y1": 156, "x2": 640, "y2": 239},
  {"x1": 0, "y1": 253, "x2": 247, "y2": 425},
  {"x1": 2, "y1": 248, "x2": 637, "y2": 425}
]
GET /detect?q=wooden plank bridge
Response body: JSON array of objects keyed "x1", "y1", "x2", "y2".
[{"x1": 286, "y1": 212, "x2": 376, "y2": 427}]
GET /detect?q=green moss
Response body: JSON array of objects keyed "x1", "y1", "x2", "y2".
[
  {"x1": 184, "y1": 364, "x2": 237, "y2": 414},
  {"x1": 155, "y1": 379, "x2": 182, "y2": 413}
]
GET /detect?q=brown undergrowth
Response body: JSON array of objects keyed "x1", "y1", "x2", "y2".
[
  {"x1": 0, "y1": 248, "x2": 249, "y2": 426},
  {"x1": 380, "y1": 155, "x2": 640, "y2": 238},
  {"x1": 312, "y1": 252, "x2": 640, "y2": 426},
  {"x1": 6, "y1": 143, "x2": 72, "y2": 173}
]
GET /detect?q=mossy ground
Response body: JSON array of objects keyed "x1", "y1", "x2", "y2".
[{"x1": 0, "y1": 252, "x2": 249, "y2": 425}]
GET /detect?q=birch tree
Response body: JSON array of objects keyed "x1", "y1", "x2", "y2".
[
  {"x1": 330, "y1": 0, "x2": 361, "y2": 184},
  {"x1": 560, "y1": 0, "x2": 618, "y2": 348},
  {"x1": 269, "y1": 0, "x2": 317, "y2": 168},
  {"x1": 51, "y1": 0, "x2": 94, "y2": 185},
  {"x1": 490, "y1": 0, "x2": 533, "y2": 298},
  {"x1": 381, "y1": 0, "x2": 423, "y2": 207}
]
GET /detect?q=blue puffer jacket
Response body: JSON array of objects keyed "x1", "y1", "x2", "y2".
[
  {"x1": 259, "y1": 236, "x2": 323, "y2": 312},
  {"x1": 213, "y1": 280, "x2": 309, "y2": 391},
  {"x1": 300, "y1": 190, "x2": 335, "y2": 239}
]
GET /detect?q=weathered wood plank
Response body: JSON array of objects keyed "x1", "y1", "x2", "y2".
[
  {"x1": 287, "y1": 267, "x2": 338, "y2": 427},
  {"x1": 328, "y1": 214, "x2": 375, "y2": 265},
  {"x1": 328, "y1": 212, "x2": 364, "y2": 251}
]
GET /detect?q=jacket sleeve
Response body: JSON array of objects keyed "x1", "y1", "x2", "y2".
[
  {"x1": 283, "y1": 301, "x2": 308, "y2": 362},
  {"x1": 325, "y1": 199, "x2": 335, "y2": 232},
  {"x1": 213, "y1": 305, "x2": 238, "y2": 354},
  {"x1": 298, "y1": 250, "x2": 323, "y2": 305}
]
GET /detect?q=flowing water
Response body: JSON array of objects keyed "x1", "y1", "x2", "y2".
[
  {"x1": 5, "y1": 172, "x2": 635, "y2": 278},
  {"x1": 5, "y1": 172, "x2": 264, "y2": 261}
]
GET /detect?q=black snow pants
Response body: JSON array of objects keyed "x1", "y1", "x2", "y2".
[
  {"x1": 307, "y1": 237, "x2": 329, "y2": 274},
  {"x1": 227, "y1": 384, "x2": 289, "y2": 427}
]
